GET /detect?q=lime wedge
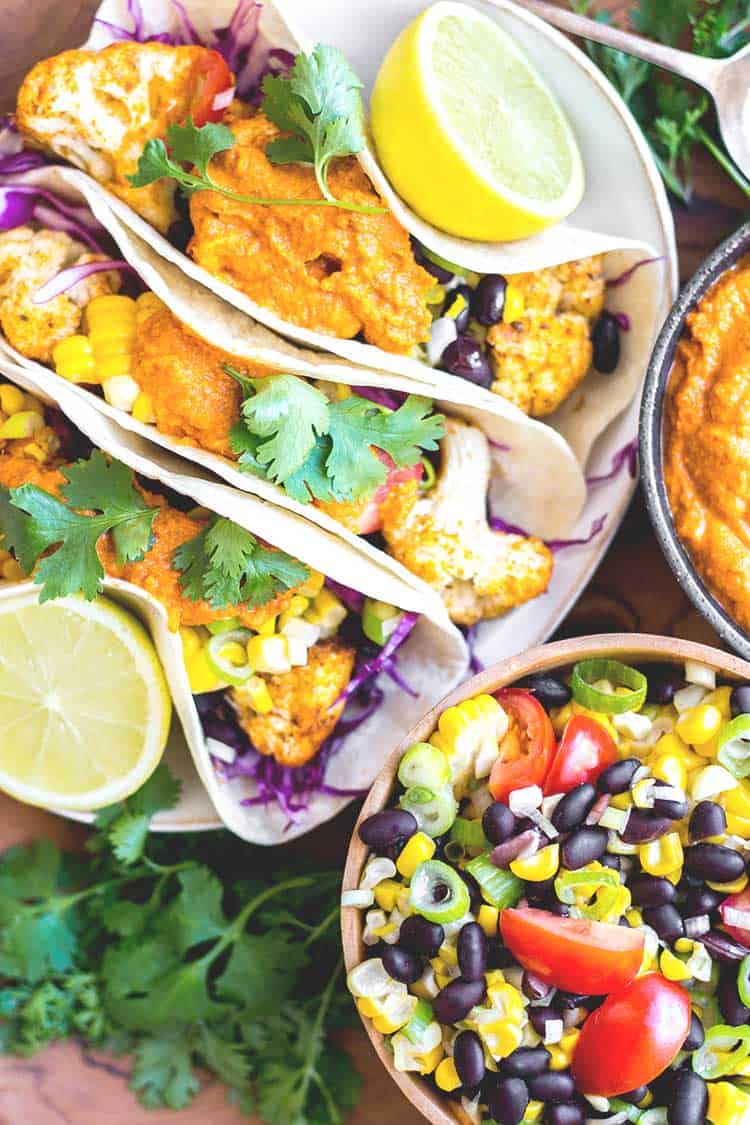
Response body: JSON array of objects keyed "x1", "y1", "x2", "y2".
[
  {"x1": 0, "y1": 591, "x2": 171, "y2": 810},
  {"x1": 371, "y1": 0, "x2": 585, "y2": 241}
]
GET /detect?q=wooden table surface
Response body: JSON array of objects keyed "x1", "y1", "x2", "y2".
[{"x1": 0, "y1": 1, "x2": 748, "y2": 1122}]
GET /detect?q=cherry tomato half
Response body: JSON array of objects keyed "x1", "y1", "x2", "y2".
[
  {"x1": 357, "y1": 454, "x2": 423, "y2": 534},
  {"x1": 500, "y1": 907, "x2": 644, "y2": 995},
  {"x1": 190, "y1": 50, "x2": 234, "y2": 127},
  {"x1": 571, "y1": 973, "x2": 691, "y2": 1096},
  {"x1": 543, "y1": 713, "x2": 619, "y2": 795},
  {"x1": 488, "y1": 689, "x2": 556, "y2": 803},
  {"x1": 720, "y1": 887, "x2": 750, "y2": 949}
]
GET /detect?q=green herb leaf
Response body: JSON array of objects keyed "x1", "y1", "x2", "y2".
[
  {"x1": 130, "y1": 1028, "x2": 201, "y2": 1109},
  {"x1": 228, "y1": 369, "x2": 330, "y2": 482},
  {"x1": 166, "y1": 117, "x2": 236, "y2": 177},
  {"x1": 60, "y1": 450, "x2": 156, "y2": 565}
]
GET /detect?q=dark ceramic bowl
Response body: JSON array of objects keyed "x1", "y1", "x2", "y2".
[{"x1": 640, "y1": 219, "x2": 750, "y2": 660}]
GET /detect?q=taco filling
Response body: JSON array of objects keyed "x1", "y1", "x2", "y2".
[{"x1": 13, "y1": 33, "x2": 623, "y2": 412}]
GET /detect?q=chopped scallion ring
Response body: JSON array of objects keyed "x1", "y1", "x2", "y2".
[
  {"x1": 571, "y1": 659, "x2": 647, "y2": 714},
  {"x1": 717, "y1": 714, "x2": 750, "y2": 778},
  {"x1": 205, "y1": 628, "x2": 254, "y2": 686}
]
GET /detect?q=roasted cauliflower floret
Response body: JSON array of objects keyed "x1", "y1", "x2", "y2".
[
  {"x1": 379, "y1": 419, "x2": 552, "y2": 626},
  {"x1": 488, "y1": 312, "x2": 593, "y2": 417},
  {"x1": 231, "y1": 639, "x2": 356, "y2": 767},
  {"x1": 188, "y1": 112, "x2": 434, "y2": 354},
  {"x1": 0, "y1": 227, "x2": 119, "y2": 362},
  {"x1": 488, "y1": 255, "x2": 604, "y2": 416},
  {"x1": 16, "y1": 42, "x2": 210, "y2": 233}
]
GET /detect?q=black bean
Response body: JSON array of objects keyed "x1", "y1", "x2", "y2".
[
  {"x1": 528, "y1": 1071, "x2": 576, "y2": 1103},
  {"x1": 445, "y1": 283, "x2": 473, "y2": 333},
  {"x1": 524, "y1": 673, "x2": 572, "y2": 710},
  {"x1": 652, "y1": 795, "x2": 690, "y2": 820},
  {"x1": 488, "y1": 938, "x2": 518, "y2": 970},
  {"x1": 685, "y1": 887, "x2": 725, "y2": 916},
  {"x1": 545, "y1": 1105, "x2": 584, "y2": 1125},
  {"x1": 359, "y1": 809, "x2": 417, "y2": 849},
  {"x1": 548, "y1": 900, "x2": 571, "y2": 917},
  {"x1": 433, "y1": 978, "x2": 487, "y2": 1024},
  {"x1": 730, "y1": 684, "x2": 750, "y2": 717},
  {"x1": 596, "y1": 758, "x2": 641, "y2": 795},
  {"x1": 630, "y1": 875, "x2": 677, "y2": 907},
  {"x1": 621, "y1": 810, "x2": 673, "y2": 844},
  {"x1": 458, "y1": 868, "x2": 483, "y2": 912},
  {"x1": 382, "y1": 945, "x2": 421, "y2": 984},
  {"x1": 454, "y1": 1030, "x2": 485, "y2": 1088},
  {"x1": 702, "y1": 930, "x2": 750, "y2": 962},
  {"x1": 486, "y1": 1077, "x2": 529, "y2": 1125},
  {"x1": 413, "y1": 239, "x2": 453, "y2": 283},
  {"x1": 689, "y1": 801, "x2": 727, "y2": 842},
  {"x1": 167, "y1": 218, "x2": 193, "y2": 254},
  {"x1": 620, "y1": 1085, "x2": 649, "y2": 1105},
  {"x1": 501, "y1": 1047, "x2": 550, "y2": 1079},
  {"x1": 683, "y1": 1011, "x2": 705, "y2": 1052},
  {"x1": 552, "y1": 784, "x2": 597, "y2": 833},
  {"x1": 600, "y1": 854, "x2": 622, "y2": 872},
  {"x1": 471, "y1": 274, "x2": 508, "y2": 326},
  {"x1": 643, "y1": 904, "x2": 685, "y2": 943},
  {"x1": 591, "y1": 311, "x2": 621, "y2": 373},
  {"x1": 685, "y1": 842, "x2": 746, "y2": 884},
  {"x1": 561, "y1": 827, "x2": 608, "y2": 870},
  {"x1": 556, "y1": 992, "x2": 589, "y2": 1010},
  {"x1": 646, "y1": 664, "x2": 685, "y2": 705},
  {"x1": 718, "y1": 963, "x2": 750, "y2": 1025},
  {"x1": 398, "y1": 915, "x2": 444, "y2": 957},
  {"x1": 668, "y1": 1069, "x2": 707, "y2": 1125},
  {"x1": 529, "y1": 1006, "x2": 558, "y2": 1037},
  {"x1": 483, "y1": 801, "x2": 517, "y2": 845},
  {"x1": 439, "y1": 336, "x2": 493, "y2": 388},
  {"x1": 457, "y1": 922, "x2": 487, "y2": 981},
  {"x1": 522, "y1": 971, "x2": 553, "y2": 1003}
]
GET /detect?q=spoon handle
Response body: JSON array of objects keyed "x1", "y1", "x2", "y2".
[{"x1": 510, "y1": 0, "x2": 724, "y2": 92}]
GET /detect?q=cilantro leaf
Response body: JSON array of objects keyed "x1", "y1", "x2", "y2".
[
  {"x1": 107, "y1": 813, "x2": 151, "y2": 868},
  {"x1": 60, "y1": 451, "x2": 156, "y2": 565},
  {"x1": 158, "y1": 868, "x2": 225, "y2": 954},
  {"x1": 282, "y1": 437, "x2": 338, "y2": 505},
  {"x1": 165, "y1": 117, "x2": 235, "y2": 177},
  {"x1": 262, "y1": 44, "x2": 367, "y2": 203},
  {"x1": 229, "y1": 370, "x2": 330, "y2": 482},
  {"x1": 173, "y1": 515, "x2": 308, "y2": 610},
  {"x1": 131, "y1": 1028, "x2": 201, "y2": 1110}
]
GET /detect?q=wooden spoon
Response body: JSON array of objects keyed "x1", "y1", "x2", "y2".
[{"x1": 512, "y1": 0, "x2": 750, "y2": 182}]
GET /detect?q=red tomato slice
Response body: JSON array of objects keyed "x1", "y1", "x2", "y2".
[
  {"x1": 488, "y1": 689, "x2": 556, "y2": 803},
  {"x1": 356, "y1": 454, "x2": 423, "y2": 534},
  {"x1": 500, "y1": 907, "x2": 644, "y2": 995},
  {"x1": 543, "y1": 714, "x2": 619, "y2": 795},
  {"x1": 191, "y1": 50, "x2": 234, "y2": 127},
  {"x1": 572, "y1": 974, "x2": 691, "y2": 1096},
  {"x1": 720, "y1": 887, "x2": 750, "y2": 948}
]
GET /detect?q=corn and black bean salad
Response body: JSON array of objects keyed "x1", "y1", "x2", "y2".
[{"x1": 344, "y1": 659, "x2": 750, "y2": 1125}]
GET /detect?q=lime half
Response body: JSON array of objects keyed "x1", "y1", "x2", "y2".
[
  {"x1": 0, "y1": 592, "x2": 171, "y2": 810},
  {"x1": 371, "y1": 1, "x2": 585, "y2": 240}
]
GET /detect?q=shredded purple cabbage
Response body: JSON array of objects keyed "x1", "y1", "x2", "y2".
[
  {"x1": 0, "y1": 185, "x2": 107, "y2": 251},
  {"x1": 489, "y1": 512, "x2": 607, "y2": 553},
  {"x1": 488, "y1": 438, "x2": 512, "y2": 453},
  {"x1": 586, "y1": 438, "x2": 638, "y2": 487},
  {"x1": 325, "y1": 579, "x2": 364, "y2": 615},
  {"x1": 32, "y1": 259, "x2": 140, "y2": 305},
  {"x1": 334, "y1": 610, "x2": 418, "y2": 708},
  {"x1": 351, "y1": 385, "x2": 408, "y2": 410},
  {"x1": 0, "y1": 116, "x2": 48, "y2": 176},
  {"x1": 463, "y1": 624, "x2": 485, "y2": 674},
  {"x1": 488, "y1": 516, "x2": 530, "y2": 537},
  {"x1": 606, "y1": 256, "x2": 662, "y2": 289},
  {"x1": 612, "y1": 311, "x2": 631, "y2": 332},
  {"x1": 94, "y1": 0, "x2": 294, "y2": 103}
]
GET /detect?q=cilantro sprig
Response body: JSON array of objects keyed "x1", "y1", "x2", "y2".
[
  {"x1": 129, "y1": 45, "x2": 384, "y2": 216},
  {"x1": 573, "y1": 0, "x2": 750, "y2": 200},
  {"x1": 225, "y1": 369, "x2": 445, "y2": 505},
  {"x1": 0, "y1": 765, "x2": 360, "y2": 1120}
]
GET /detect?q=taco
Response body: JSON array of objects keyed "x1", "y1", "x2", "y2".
[
  {"x1": 0, "y1": 361, "x2": 467, "y2": 841},
  {"x1": 0, "y1": 165, "x2": 589, "y2": 629},
  {"x1": 10, "y1": 0, "x2": 664, "y2": 466}
]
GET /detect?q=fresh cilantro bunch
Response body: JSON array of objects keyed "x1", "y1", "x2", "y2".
[
  {"x1": 129, "y1": 45, "x2": 383, "y2": 215},
  {"x1": 226, "y1": 369, "x2": 445, "y2": 505},
  {"x1": 573, "y1": 0, "x2": 750, "y2": 200},
  {"x1": 0, "y1": 764, "x2": 360, "y2": 1121}
]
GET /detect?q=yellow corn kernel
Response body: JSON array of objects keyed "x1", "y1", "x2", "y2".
[
  {"x1": 132, "y1": 392, "x2": 156, "y2": 424},
  {"x1": 484, "y1": 970, "x2": 507, "y2": 991},
  {"x1": 256, "y1": 616, "x2": 277, "y2": 637},
  {"x1": 21, "y1": 440, "x2": 46, "y2": 463},
  {"x1": 438, "y1": 943, "x2": 458, "y2": 968},
  {"x1": 660, "y1": 948, "x2": 692, "y2": 982},
  {"x1": 373, "y1": 879, "x2": 402, "y2": 913},
  {"x1": 510, "y1": 844, "x2": 559, "y2": 882},
  {"x1": 478, "y1": 905, "x2": 499, "y2": 938},
  {"x1": 431, "y1": 694, "x2": 505, "y2": 764},
  {"x1": 610, "y1": 792, "x2": 632, "y2": 811},
  {"x1": 525, "y1": 1102, "x2": 544, "y2": 1123},
  {"x1": 180, "y1": 626, "x2": 203, "y2": 660},
  {"x1": 0, "y1": 411, "x2": 43, "y2": 440},
  {"x1": 242, "y1": 676, "x2": 274, "y2": 715},
  {"x1": 676, "y1": 703, "x2": 724, "y2": 747},
  {"x1": 298, "y1": 569, "x2": 325, "y2": 598},
  {"x1": 418, "y1": 1045, "x2": 443, "y2": 1075},
  {"x1": 626, "y1": 908, "x2": 644, "y2": 928},
  {"x1": 675, "y1": 938, "x2": 694, "y2": 955},
  {"x1": 1, "y1": 558, "x2": 25, "y2": 581},
  {"x1": 356, "y1": 997, "x2": 379, "y2": 1020},
  {"x1": 372, "y1": 922, "x2": 398, "y2": 941},
  {"x1": 502, "y1": 283, "x2": 525, "y2": 323},
  {"x1": 0, "y1": 384, "x2": 27, "y2": 414},
  {"x1": 305, "y1": 588, "x2": 346, "y2": 634},
  {"x1": 639, "y1": 832, "x2": 683, "y2": 877},
  {"x1": 651, "y1": 753, "x2": 688, "y2": 791},
  {"x1": 185, "y1": 648, "x2": 224, "y2": 694},
  {"x1": 722, "y1": 781, "x2": 750, "y2": 819},
  {"x1": 548, "y1": 1029, "x2": 580, "y2": 1070},
  {"x1": 372, "y1": 1010, "x2": 408, "y2": 1035},
  {"x1": 435, "y1": 1057, "x2": 461, "y2": 1092},
  {"x1": 707, "y1": 873, "x2": 749, "y2": 895},
  {"x1": 246, "y1": 634, "x2": 291, "y2": 674},
  {"x1": 85, "y1": 294, "x2": 137, "y2": 327},
  {"x1": 486, "y1": 1020, "x2": 523, "y2": 1059},
  {"x1": 278, "y1": 598, "x2": 310, "y2": 631},
  {"x1": 725, "y1": 812, "x2": 750, "y2": 839},
  {"x1": 95, "y1": 353, "x2": 133, "y2": 380},
  {"x1": 707, "y1": 1080, "x2": 750, "y2": 1125},
  {"x1": 703, "y1": 686, "x2": 733, "y2": 719},
  {"x1": 397, "y1": 832, "x2": 435, "y2": 879}
]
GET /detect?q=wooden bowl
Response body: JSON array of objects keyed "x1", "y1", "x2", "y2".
[{"x1": 342, "y1": 633, "x2": 750, "y2": 1125}]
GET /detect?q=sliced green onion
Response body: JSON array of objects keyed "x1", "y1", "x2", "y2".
[
  {"x1": 205, "y1": 628, "x2": 254, "y2": 686},
  {"x1": 362, "y1": 599, "x2": 402, "y2": 647},
  {"x1": 717, "y1": 714, "x2": 750, "y2": 778},
  {"x1": 609, "y1": 1099, "x2": 644, "y2": 1122},
  {"x1": 398, "y1": 743, "x2": 451, "y2": 792},
  {"x1": 421, "y1": 245, "x2": 467, "y2": 278},
  {"x1": 739, "y1": 955, "x2": 750, "y2": 1009},
  {"x1": 465, "y1": 853, "x2": 523, "y2": 910},
  {"x1": 450, "y1": 817, "x2": 490, "y2": 856},
  {"x1": 206, "y1": 616, "x2": 241, "y2": 635},
  {"x1": 409, "y1": 860, "x2": 470, "y2": 923},
  {"x1": 571, "y1": 659, "x2": 647, "y2": 714},
  {"x1": 402, "y1": 998, "x2": 434, "y2": 1045},
  {"x1": 419, "y1": 456, "x2": 437, "y2": 492},
  {"x1": 554, "y1": 867, "x2": 620, "y2": 920},
  {"x1": 399, "y1": 785, "x2": 457, "y2": 837},
  {"x1": 692, "y1": 1024, "x2": 750, "y2": 1080}
]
